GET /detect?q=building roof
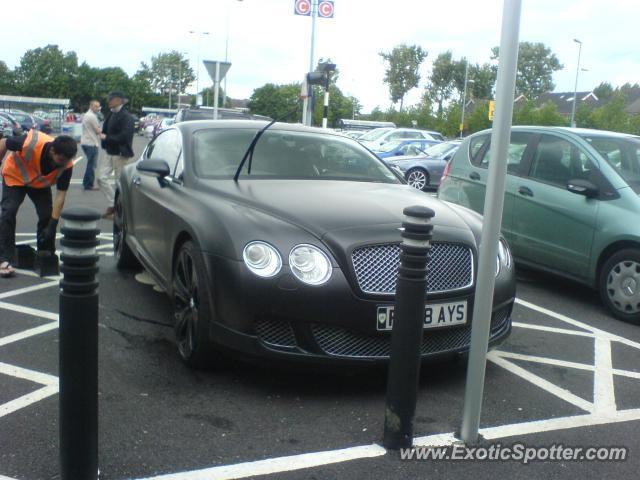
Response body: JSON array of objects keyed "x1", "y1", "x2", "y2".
[{"x1": 536, "y1": 91, "x2": 601, "y2": 115}]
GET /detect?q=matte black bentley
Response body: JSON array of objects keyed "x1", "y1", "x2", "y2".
[{"x1": 114, "y1": 120, "x2": 516, "y2": 368}]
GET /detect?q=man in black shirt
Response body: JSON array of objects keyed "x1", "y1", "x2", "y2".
[{"x1": 0, "y1": 133, "x2": 76, "y2": 277}]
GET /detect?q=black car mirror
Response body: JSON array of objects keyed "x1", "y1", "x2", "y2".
[
  {"x1": 567, "y1": 178, "x2": 599, "y2": 198},
  {"x1": 137, "y1": 158, "x2": 171, "y2": 178}
]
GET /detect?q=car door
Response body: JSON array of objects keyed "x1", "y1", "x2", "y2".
[
  {"x1": 511, "y1": 133, "x2": 599, "y2": 278},
  {"x1": 462, "y1": 131, "x2": 536, "y2": 243},
  {"x1": 130, "y1": 129, "x2": 182, "y2": 275}
]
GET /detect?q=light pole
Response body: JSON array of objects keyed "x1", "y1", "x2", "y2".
[
  {"x1": 176, "y1": 51, "x2": 188, "y2": 108},
  {"x1": 223, "y1": 0, "x2": 244, "y2": 109},
  {"x1": 570, "y1": 38, "x2": 582, "y2": 128},
  {"x1": 460, "y1": 60, "x2": 474, "y2": 138},
  {"x1": 189, "y1": 30, "x2": 210, "y2": 105}
]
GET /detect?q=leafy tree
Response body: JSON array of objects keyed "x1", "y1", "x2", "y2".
[
  {"x1": 379, "y1": 44, "x2": 427, "y2": 111},
  {"x1": 492, "y1": 42, "x2": 562, "y2": 98},
  {"x1": 425, "y1": 51, "x2": 456, "y2": 115},
  {"x1": 13, "y1": 45, "x2": 78, "y2": 99},
  {"x1": 466, "y1": 102, "x2": 492, "y2": 133},
  {"x1": 589, "y1": 92, "x2": 632, "y2": 133},
  {"x1": 512, "y1": 100, "x2": 538, "y2": 125},
  {"x1": 0, "y1": 61, "x2": 16, "y2": 94},
  {"x1": 142, "y1": 51, "x2": 194, "y2": 97},
  {"x1": 593, "y1": 82, "x2": 614, "y2": 101},
  {"x1": 247, "y1": 83, "x2": 302, "y2": 122},
  {"x1": 536, "y1": 101, "x2": 567, "y2": 126},
  {"x1": 469, "y1": 63, "x2": 497, "y2": 100},
  {"x1": 312, "y1": 84, "x2": 359, "y2": 127}
]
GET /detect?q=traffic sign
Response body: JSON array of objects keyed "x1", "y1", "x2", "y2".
[
  {"x1": 318, "y1": 0, "x2": 334, "y2": 18},
  {"x1": 294, "y1": 0, "x2": 311, "y2": 16}
]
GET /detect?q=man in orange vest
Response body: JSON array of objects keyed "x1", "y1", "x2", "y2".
[{"x1": 0, "y1": 132, "x2": 77, "y2": 277}]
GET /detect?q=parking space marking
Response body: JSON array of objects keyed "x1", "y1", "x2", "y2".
[
  {"x1": 0, "y1": 280, "x2": 60, "y2": 300},
  {"x1": 0, "y1": 362, "x2": 57, "y2": 386},
  {"x1": 594, "y1": 337, "x2": 616, "y2": 413},
  {"x1": 140, "y1": 444, "x2": 387, "y2": 480},
  {"x1": 0, "y1": 302, "x2": 59, "y2": 321},
  {"x1": 0, "y1": 474, "x2": 20, "y2": 480},
  {"x1": 511, "y1": 322, "x2": 595, "y2": 338},
  {"x1": 0, "y1": 322, "x2": 59, "y2": 348}
]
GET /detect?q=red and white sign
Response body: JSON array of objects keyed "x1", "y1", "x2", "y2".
[
  {"x1": 318, "y1": 0, "x2": 334, "y2": 18},
  {"x1": 294, "y1": 0, "x2": 311, "y2": 16}
]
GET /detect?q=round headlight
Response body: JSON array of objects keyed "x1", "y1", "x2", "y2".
[
  {"x1": 289, "y1": 244, "x2": 332, "y2": 285},
  {"x1": 496, "y1": 238, "x2": 512, "y2": 276},
  {"x1": 243, "y1": 241, "x2": 282, "y2": 278}
]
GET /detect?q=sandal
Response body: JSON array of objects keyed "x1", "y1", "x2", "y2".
[{"x1": 0, "y1": 261, "x2": 16, "y2": 278}]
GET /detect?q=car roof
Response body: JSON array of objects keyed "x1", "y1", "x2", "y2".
[
  {"x1": 174, "y1": 120, "x2": 352, "y2": 139},
  {"x1": 473, "y1": 126, "x2": 639, "y2": 139}
]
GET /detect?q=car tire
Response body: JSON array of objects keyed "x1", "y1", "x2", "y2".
[
  {"x1": 406, "y1": 168, "x2": 429, "y2": 191},
  {"x1": 172, "y1": 241, "x2": 215, "y2": 368},
  {"x1": 113, "y1": 194, "x2": 140, "y2": 270},
  {"x1": 599, "y1": 248, "x2": 640, "y2": 324}
]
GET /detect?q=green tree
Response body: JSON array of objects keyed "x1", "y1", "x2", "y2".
[
  {"x1": 466, "y1": 102, "x2": 492, "y2": 134},
  {"x1": 536, "y1": 101, "x2": 567, "y2": 126},
  {"x1": 13, "y1": 45, "x2": 79, "y2": 99},
  {"x1": 247, "y1": 83, "x2": 302, "y2": 122},
  {"x1": 379, "y1": 44, "x2": 427, "y2": 111},
  {"x1": 313, "y1": 84, "x2": 360, "y2": 127},
  {"x1": 425, "y1": 51, "x2": 456, "y2": 115},
  {"x1": 512, "y1": 100, "x2": 538, "y2": 125},
  {"x1": 593, "y1": 82, "x2": 614, "y2": 101},
  {"x1": 492, "y1": 42, "x2": 562, "y2": 98},
  {"x1": 143, "y1": 51, "x2": 195, "y2": 98},
  {"x1": 0, "y1": 61, "x2": 16, "y2": 94},
  {"x1": 590, "y1": 92, "x2": 632, "y2": 133}
]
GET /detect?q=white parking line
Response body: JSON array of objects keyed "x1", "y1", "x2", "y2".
[
  {"x1": 0, "y1": 384, "x2": 58, "y2": 419},
  {"x1": 593, "y1": 336, "x2": 617, "y2": 413},
  {"x1": 0, "y1": 322, "x2": 59, "y2": 348},
  {"x1": 0, "y1": 302, "x2": 58, "y2": 321},
  {"x1": 0, "y1": 280, "x2": 59, "y2": 300},
  {"x1": 511, "y1": 322, "x2": 595, "y2": 338},
  {"x1": 0, "y1": 362, "x2": 57, "y2": 386}
]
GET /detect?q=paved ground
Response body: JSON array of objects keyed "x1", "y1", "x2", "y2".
[{"x1": 0, "y1": 136, "x2": 639, "y2": 479}]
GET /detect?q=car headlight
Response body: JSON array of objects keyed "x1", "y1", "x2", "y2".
[
  {"x1": 243, "y1": 241, "x2": 282, "y2": 278},
  {"x1": 496, "y1": 238, "x2": 512, "y2": 276},
  {"x1": 289, "y1": 244, "x2": 332, "y2": 285}
]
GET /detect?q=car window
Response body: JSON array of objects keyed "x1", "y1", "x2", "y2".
[
  {"x1": 528, "y1": 134, "x2": 596, "y2": 188},
  {"x1": 387, "y1": 131, "x2": 406, "y2": 141},
  {"x1": 145, "y1": 129, "x2": 181, "y2": 170},
  {"x1": 581, "y1": 134, "x2": 640, "y2": 192},
  {"x1": 358, "y1": 128, "x2": 392, "y2": 142},
  {"x1": 402, "y1": 144, "x2": 424, "y2": 156},
  {"x1": 193, "y1": 128, "x2": 401, "y2": 184},
  {"x1": 469, "y1": 135, "x2": 490, "y2": 164},
  {"x1": 476, "y1": 132, "x2": 532, "y2": 174}
]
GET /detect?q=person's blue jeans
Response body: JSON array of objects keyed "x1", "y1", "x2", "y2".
[{"x1": 81, "y1": 145, "x2": 99, "y2": 189}]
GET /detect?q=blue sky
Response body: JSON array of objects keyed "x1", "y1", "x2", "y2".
[{"x1": 5, "y1": 0, "x2": 640, "y2": 111}]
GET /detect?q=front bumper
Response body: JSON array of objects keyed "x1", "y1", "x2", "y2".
[{"x1": 202, "y1": 253, "x2": 515, "y2": 366}]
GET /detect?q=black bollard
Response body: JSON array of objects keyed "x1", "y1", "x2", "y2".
[
  {"x1": 59, "y1": 207, "x2": 101, "y2": 480},
  {"x1": 383, "y1": 205, "x2": 434, "y2": 450}
]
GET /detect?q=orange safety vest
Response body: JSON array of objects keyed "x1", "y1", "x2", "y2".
[{"x1": 1, "y1": 130, "x2": 73, "y2": 188}]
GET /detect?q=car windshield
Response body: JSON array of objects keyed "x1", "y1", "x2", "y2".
[
  {"x1": 581, "y1": 134, "x2": 640, "y2": 192},
  {"x1": 358, "y1": 128, "x2": 393, "y2": 141},
  {"x1": 194, "y1": 128, "x2": 401, "y2": 183},
  {"x1": 425, "y1": 142, "x2": 458, "y2": 157}
]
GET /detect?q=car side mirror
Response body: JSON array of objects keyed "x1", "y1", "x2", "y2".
[
  {"x1": 137, "y1": 158, "x2": 170, "y2": 178},
  {"x1": 567, "y1": 179, "x2": 599, "y2": 198}
]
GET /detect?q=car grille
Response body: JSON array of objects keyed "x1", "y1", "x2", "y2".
[
  {"x1": 255, "y1": 319, "x2": 297, "y2": 348},
  {"x1": 311, "y1": 306, "x2": 510, "y2": 359},
  {"x1": 351, "y1": 243, "x2": 473, "y2": 295}
]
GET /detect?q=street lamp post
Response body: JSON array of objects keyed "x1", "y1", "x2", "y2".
[
  {"x1": 570, "y1": 38, "x2": 583, "y2": 128},
  {"x1": 189, "y1": 30, "x2": 210, "y2": 105},
  {"x1": 223, "y1": 0, "x2": 244, "y2": 109}
]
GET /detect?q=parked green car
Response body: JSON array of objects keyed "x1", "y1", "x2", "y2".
[{"x1": 438, "y1": 126, "x2": 640, "y2": 323}]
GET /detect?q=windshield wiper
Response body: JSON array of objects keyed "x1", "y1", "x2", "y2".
[{"x1": 233, "y1": 107, "x2": 300, "y2": 182}]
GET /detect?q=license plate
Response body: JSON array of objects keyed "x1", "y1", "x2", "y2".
[{"x1": 376, "y1": 301, "x2": 467, "y2": 331}]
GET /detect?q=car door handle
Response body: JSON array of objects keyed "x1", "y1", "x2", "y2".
[
  {"x1": 469, "y1": 172, "x2": 481, "y2": 181},
  {"x1": 518, "y1": 186, "x2": 533, "y2": 197},
  {"x1": 132, "y1": 175, "x2": 141, "y2": 186}
]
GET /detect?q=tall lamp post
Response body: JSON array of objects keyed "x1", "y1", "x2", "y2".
[
  {"x1": 459, "y1": 59, "x2": 474, "y2": 139},
  {"x1": 189, "y1": 30, "x2": 210, "y2": 105},
  {"x1": 570, "y1": 38, "x2": 583, "y2": 128}
]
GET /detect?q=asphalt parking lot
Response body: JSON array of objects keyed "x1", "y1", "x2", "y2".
[{"x1": 1, "y1": 136, "x2": 639, "y2": 480}]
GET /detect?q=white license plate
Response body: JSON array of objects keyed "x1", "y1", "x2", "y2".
[{"x1": 376, "y1": 301, "x2": 467, "y2": 331}]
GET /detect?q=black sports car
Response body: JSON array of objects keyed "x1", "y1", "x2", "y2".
[{"x1": 114, "y1": 120, "x2": 515, "y2": 368}]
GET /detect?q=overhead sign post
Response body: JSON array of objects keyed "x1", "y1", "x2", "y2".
[
  {"x1": 460, "y1": 0, "x2": 522, "y2": 444},
  {"x1": 203, "y1": 60, "x2": 232, "y2": 120}
]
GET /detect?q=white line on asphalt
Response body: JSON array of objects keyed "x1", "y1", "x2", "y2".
[
  {"x1": 593, "y1": 336, "x2": 617, "y2": 413},
  {"x1": 0, "y1": 384, "x2": 58, "y2": 419},
  {"x1": 492, "y1": 350, "x2": 595, "y2": 372},
  {"x1": 487, "y1": 352, "x2": 595, "y2": 413},
  {"x1": 0, "y1": 474, "x2": 20, "y2": 480},
  {"x1": 139, "y1": 444, "x2": 387, "y2": 480},
  {"x1": 0, "y1": 362, "x2": 57, "y2": 386},
  {"x1": 0, "y1": 322, "x2": 59, "y2": 348},
  {"x1": 0, "y1": 280, "x2": 60, "y2": 300},
  {"x1": 0, "y1": 302, "x2": 58, "y2": 321},
  {"x1": 12, "y1": 268, "x2": 61, "y2": 280},
  {"x1": 512, "y1": 322, "x2": 595, "y2": 337}
]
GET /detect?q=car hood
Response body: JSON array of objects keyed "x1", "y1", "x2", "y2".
[{"x1": 204, "y1": 179, "x2": 477, "y2": 241}]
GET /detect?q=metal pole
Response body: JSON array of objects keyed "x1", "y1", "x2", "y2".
[
  {"x1": 570, "y1": 39, "x2": 582, "y2": 128},
  {"x1": 168, "y1": 70, "x2": 172, "y2": 110},
  {"x1": 460, "y1": 0, "x2": 521, "y2": 444},
  {"x1": 322, "y1": 76, "x2": 330, "y2": 129},
  {"x1": 59, "y1": 207, "x2": 101, "y2": 480},
  {"x1": 223, "y1": 10, "x2": 230, "y2": 108},
  {"x1": 305, "y1": 0, "x2": 318, "y2": 126},
  {"x1": 213, "y1": 62, "x2": 220, "y2": 120},
  {"x1": 383, "y1": 205, "x2": 434, "y2": 450},
  {"x1": 460, "y1": 60, "x2": 469, "y2": 138}
]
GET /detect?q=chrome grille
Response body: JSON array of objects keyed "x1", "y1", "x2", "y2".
[
  {"x1": 255, "y1": 319, "x2": 297, "y2": 348},
  {"x1": 351, "y1": 243, "x2": 473, "y2": 295}
]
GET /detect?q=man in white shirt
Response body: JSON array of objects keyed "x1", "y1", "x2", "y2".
[{"x1": 80, "y1": 100, "x2": 102, "y2": 190}]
